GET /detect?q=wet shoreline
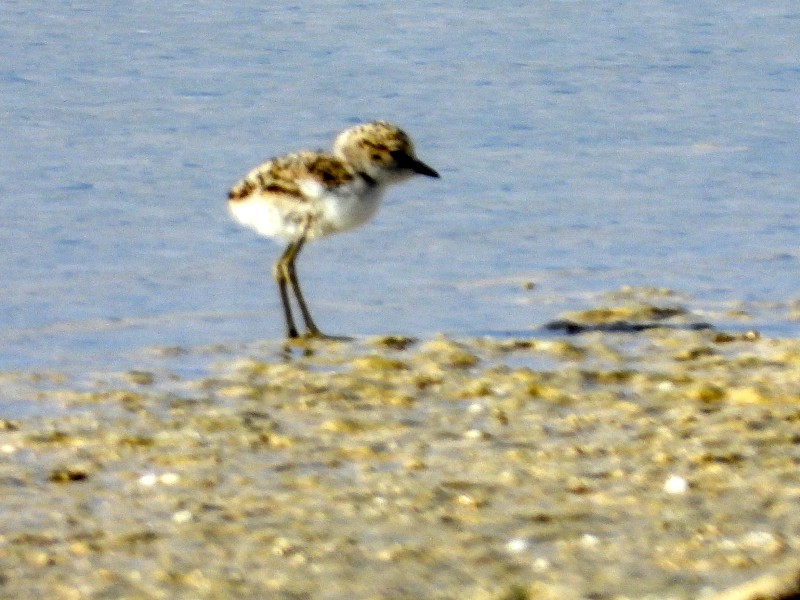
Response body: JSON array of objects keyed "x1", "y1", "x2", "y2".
[{"x1": 2, "y1": 302, "x2": 800, "y2": 599}]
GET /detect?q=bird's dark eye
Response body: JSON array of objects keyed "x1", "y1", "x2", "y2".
[{"x1": 389, "y1": 149, "x2": 411, "y2": 167}]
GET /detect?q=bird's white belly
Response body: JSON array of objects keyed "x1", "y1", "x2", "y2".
[
  {"x1": 228, "y1": 197, "x2": 308, "y2": 241},
  {"x1": 228, "y1": 183, "x2": 385, "y2": 243},
  {"x1": 317, "y1": 185, "x2": 384, "y2": 236}
]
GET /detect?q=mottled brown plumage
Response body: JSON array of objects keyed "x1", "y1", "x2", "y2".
[{"x1": 228, "y1": 151, "x2": 355, "y2": 202}]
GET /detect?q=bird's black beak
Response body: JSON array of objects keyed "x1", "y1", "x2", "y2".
[
  {"x1": 394, "y1": 151, "x2": 440, "y2": 178},
  {"x1": 408, "y1": 157, "x2": 440, "y2": 178}
]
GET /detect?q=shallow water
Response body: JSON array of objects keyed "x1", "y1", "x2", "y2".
[{"x1": 3, "y1": 1, "x2": 800, "y2": 372}]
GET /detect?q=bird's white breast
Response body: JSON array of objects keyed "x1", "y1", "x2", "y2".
[{"x1": 317, "y1": 180, "x2": 385, "y2": 236}]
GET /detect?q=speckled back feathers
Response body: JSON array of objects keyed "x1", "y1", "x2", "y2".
[{"x1": 228, "y1": 151, "x2": 355, "y2": 202}]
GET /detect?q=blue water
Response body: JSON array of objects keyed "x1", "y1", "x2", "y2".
[{"x1": 2, "y1": 1, "x2": 800, "y2": 371}]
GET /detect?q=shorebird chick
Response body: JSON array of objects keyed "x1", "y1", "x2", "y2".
[{"x1": 228, "y1": 121, "x2": 439, "y2": 339}]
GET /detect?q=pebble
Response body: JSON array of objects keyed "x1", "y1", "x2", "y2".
[{"x1": 664, "y1": 474, "x2": 689, "y2": 495}]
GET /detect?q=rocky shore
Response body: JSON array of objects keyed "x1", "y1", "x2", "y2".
[{"x1": 2, "y1": 300, "x2": 800, "y2": 599}]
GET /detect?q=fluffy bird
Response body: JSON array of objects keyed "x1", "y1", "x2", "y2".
[{"x1": 228, "y1": 121, "x2": 439, "y2": 339}]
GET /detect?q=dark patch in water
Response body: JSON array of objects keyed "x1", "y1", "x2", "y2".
[{"x1": 545, "y1": 319, "x2": 714, "y2": 335}]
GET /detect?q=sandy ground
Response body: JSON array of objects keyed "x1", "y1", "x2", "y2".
[{"x1": 2, "y1": 301, "x2": 800, "y2": 599}]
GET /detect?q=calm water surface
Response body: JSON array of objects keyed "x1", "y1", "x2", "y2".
[{"x1": 2, "y1": 1, "x2": 800, "y2": 372}]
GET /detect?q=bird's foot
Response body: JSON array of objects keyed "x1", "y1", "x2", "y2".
[{"x1": 284, "y1": 330, "x2": 353, "y2": 345}]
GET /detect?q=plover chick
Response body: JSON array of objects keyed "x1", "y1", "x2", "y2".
[{"x1": 228, "y1": 120, "x2": 439, "y2": 339}]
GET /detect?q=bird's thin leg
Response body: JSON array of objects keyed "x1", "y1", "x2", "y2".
[
  {"x1": 283, "y1": 234, "x2": 323, "y2": 337},
  {"x1": 273, "y1": 242, "x2": 300, "y2": 338}
]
